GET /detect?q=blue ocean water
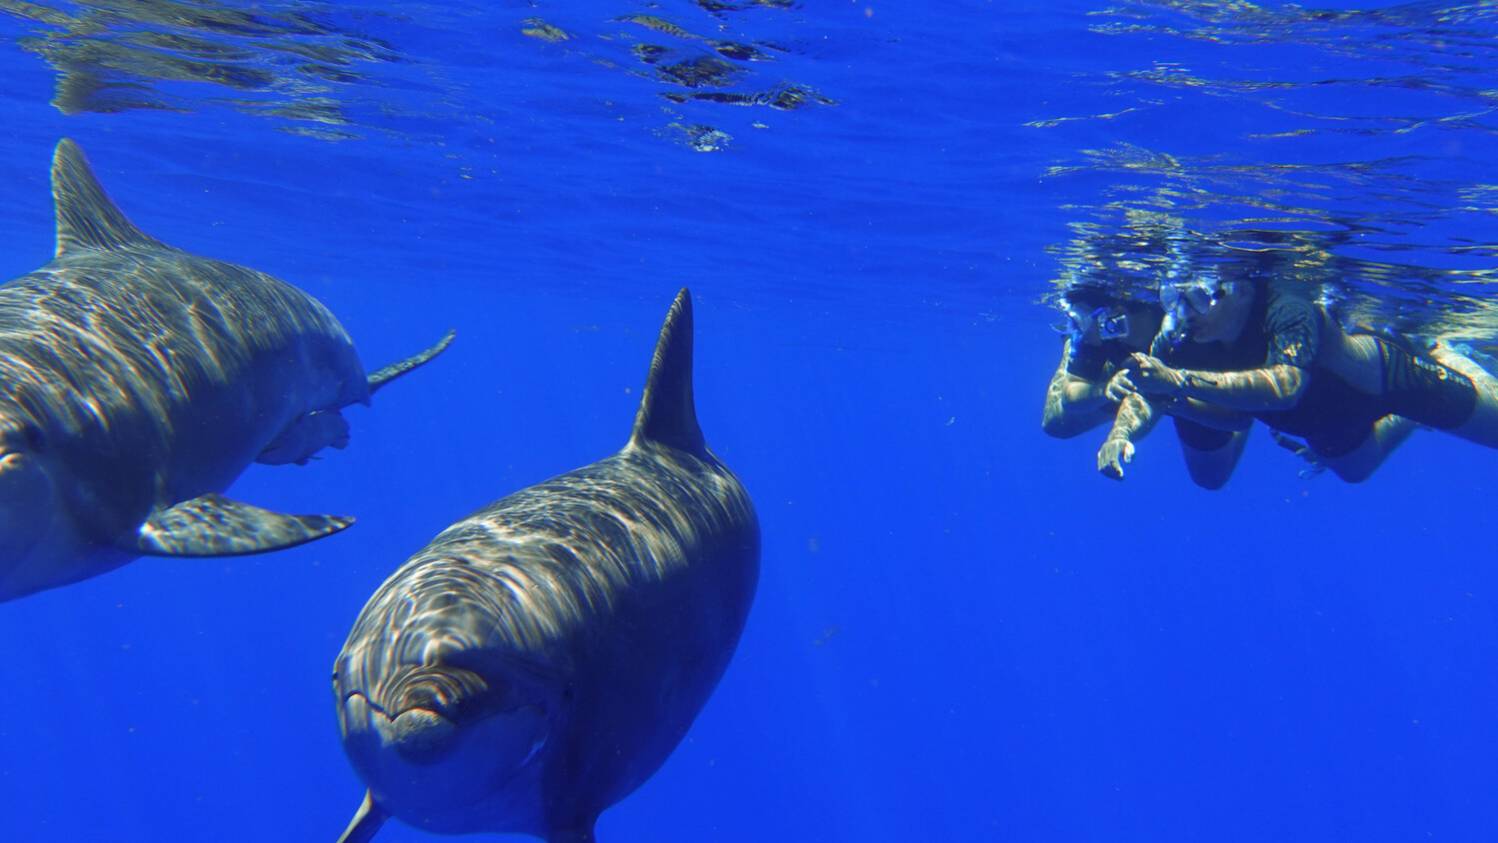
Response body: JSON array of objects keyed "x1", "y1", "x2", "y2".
[{"x1": 0, "y1": 1, "x2": 1496, "y2": 840}]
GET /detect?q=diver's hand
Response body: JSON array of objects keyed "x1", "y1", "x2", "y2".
[
  {"x1": 1097, "y1": 437, "x2": 1134, "y2": 480},
  {"x1": 1126, "y1": 353, "x2": 1185, "y2": 398},
  {"x1": 1104, "y1": 368, "x2": 1136, "y2": 402}
]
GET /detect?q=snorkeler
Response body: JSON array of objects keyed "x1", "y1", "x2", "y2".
[
  {"x1": 1042, "y1": 286, "x2": 1164, "y2": 438},
  {"x1": 1098, "y1": 271, "x2": 1498, "y2": 485}
]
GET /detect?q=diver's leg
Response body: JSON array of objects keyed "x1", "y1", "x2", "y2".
[
  {"x1": 1325, "y1": 332, "x2": 1385, "y2": 393},
  {"x1": 1428, "y1": 340, "x2": 1490, "y2": 382},
  {"x1": 1319, "y1": 415, "x2": 1417, "y2": 483},
  {"x1": 1427, "y1": 342, "x2": 1498, "y2": 448},
  {"x1": 1451, "y1": 398, "x2": 1498, "y2": 447},
  {"x1": 1373, "y1": 413, "x2": 1419, "y2": 453},
  {"x1": 1177, "y1": 426, "x2": 1248, "y2": 490}
]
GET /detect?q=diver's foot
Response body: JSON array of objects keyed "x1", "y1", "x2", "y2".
[
  {"x1": 1429, "y1": 339, "x2": 1498, "y2": 387},
  {"x1": 1271, "y1": 430, "x2": 1325, "y2": 478}
]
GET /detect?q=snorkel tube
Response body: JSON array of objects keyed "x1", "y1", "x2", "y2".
[
  {"x1": 1160, "y1": 266, "x2": 1224, "y2": 348},
  {"x1": 1158, "y1": 233, "x2": 1192, "y2": 349}
]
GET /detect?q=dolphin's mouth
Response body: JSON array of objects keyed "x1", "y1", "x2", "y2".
[
  {"x1": 336, "y1": 650, "x2": 558, "y2": 791},
  {"x1": 390, "y1": 707, "x2": 451, "y2": 748},
  {"x1": 343, "y1": 671, "x2": 548, "y2": 763},
  {"x1": 339, "y1": 687, "x2": 551, "y2": 823},
  {"x1": 349, "y1": 693, "x2": 459, "y2": 758},
  {"x1": 341, "y1": 686, "x2": 552, "y2": 817}
]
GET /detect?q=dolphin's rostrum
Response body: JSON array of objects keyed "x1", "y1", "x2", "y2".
[
  {"x1": 333, "y1": 289, "x2": 759, "y2": 843},
  {"x1": 0, "y1": 139, "x2": 452, "y2": 602}
]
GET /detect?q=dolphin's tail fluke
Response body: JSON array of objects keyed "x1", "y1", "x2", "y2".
[
  {"x1": 628, "y1": 288, "x2": 705, "y2": 455},
  {"x1": 367, "y1": 329, "x2": 456, "y2": 396},
  {"x1": 336, "y1": 790, "x2": 387, "y2": 843}
]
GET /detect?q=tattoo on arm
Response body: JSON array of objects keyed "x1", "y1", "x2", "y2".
[{"x1": 1178, "y1": 364, "x2": 1306, "y2": 411}]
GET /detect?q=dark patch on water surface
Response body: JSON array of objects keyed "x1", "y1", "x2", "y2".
[
  {"x1": 652, "y1": 54, "x2": 741, "y2": 89},
  {"x1": 633, "y1": 43, "x2": 670, "y2": 65},
  {"x1": 518, "y1": 3, "x2": 831, "y2": 149},
  {"x1": 669, "y1": 123, "x2": 732, "y2": 152},
  {"x1": 0, "y1": 0, "x2": 409, "y2": 138},
  {"x1": 694, "y1": 0, "x2": 799, "y2": 15},
  {"x1": 0, "y1": 1, "x2": 832, "y2": 150},
  {"x1": 613, "y1": 12, "x2": 801, "y2": 95},
  {"x1": 520, "y1": 17, "x2": 570, "y2": 43},
  {"x1": 662, "y1": 84, "x2": 833, "y2": 110},
  {"x1": 711, "y1": 40, "x2": 774, "y2": 61}
]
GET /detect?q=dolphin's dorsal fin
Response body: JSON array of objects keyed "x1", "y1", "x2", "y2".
[
  {"x1": 51, "y1": 138, "x2": 163, "y2": 256},
  {"x1": 628, "y1": 288, "x2": 706, "y2": 455}
]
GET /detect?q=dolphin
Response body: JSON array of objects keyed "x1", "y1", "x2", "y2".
[
  {"x1": 332, "y1": 289, "x2": 759, "y2": 843},
  {"x1": 0, "y1": 138, "x2": 453, "y2": 602}
]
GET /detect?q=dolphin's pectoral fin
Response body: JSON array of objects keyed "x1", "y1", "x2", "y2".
[
  {"x1": 367, "y1": 329, "x2": 456, "y2": 396},
  {"x1": 129, "y1": 493, "x2": 354, "y2": 557},
  {"x1": 335, "y1": 790, "x2": 388, "y2": 843},
  {"x1": 256, "y1": 409, "x2": 351, "y2": 466}
]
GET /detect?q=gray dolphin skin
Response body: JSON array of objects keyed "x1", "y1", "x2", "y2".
[
  {"x1": 0, "y1": 138, "x2": 453, "y2": 602},
  {"x1": 333, "y1": 289, "x2": 759, "y2": 843}
]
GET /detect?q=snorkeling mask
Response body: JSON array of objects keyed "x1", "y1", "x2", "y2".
[
  {"x1": 1159, "y1": 270, "x2": 1227, "y2": 344},
  {"x1": 1160, "y1": 276, "x2": 1220, "y2": 321}
]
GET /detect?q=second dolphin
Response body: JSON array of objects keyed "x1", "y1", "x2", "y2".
[{"x1": 333, "y1": 289, "x2": 759, "y2": 843}]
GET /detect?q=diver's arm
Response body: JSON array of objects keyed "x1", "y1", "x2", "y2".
[
  {"x1": 1174, "y1": 364, "x2": 1307, "y2": 411},
  {"x1": 1097, "y1": 392, "x2": 1158, "y2": 479},
  {"x1": 1107, "y1": 391, "x2": 1157, "y2": 441},
  {"x1": 1137, "y1": 285, "x2": 1321, "y2": 412},
  {"x1": 1105, "y1": 361, "x2": 1251, "y2": 431},
  {"x1": 1042, "y1": 341, "x2": 1115, "y2": 438},
  {"x1": 1128, "y1": 353, "x2": 1308, "y2": 412}
]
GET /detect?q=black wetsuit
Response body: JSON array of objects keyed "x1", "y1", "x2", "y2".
[
  {"x1": 1066, "y1": 338, "x2": 1137, "y2": 383},
  {"x1": 1156, "y1": 281, "x2": 1477, "y2": 458}
]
